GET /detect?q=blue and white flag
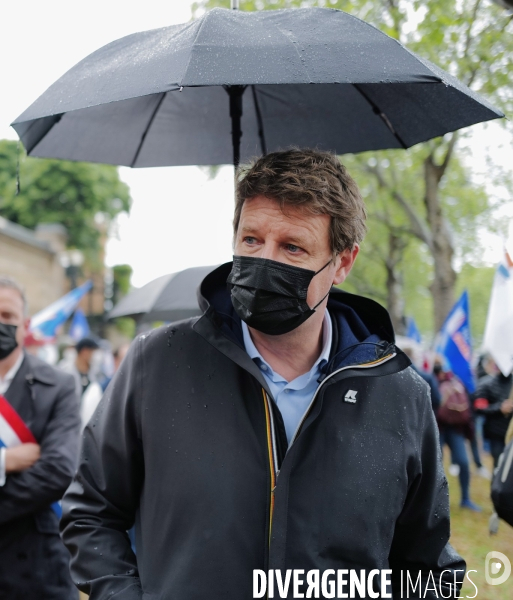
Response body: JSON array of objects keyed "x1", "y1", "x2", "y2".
[
  {"x1": 30, "y1": 281, "x2": 92, "y2": 338},
  {"x1": 436, "y1": 290, "x2": 475, "y2": 393},
  {"x1": 483, "y1": 251, "x2": 513, "y2": 376},
  {"x1": 69, "y1": 308, "x2": 90, "y2": 342},
  {"x1": 406, "y1": 317, "x2": 422, "y2": 344}
]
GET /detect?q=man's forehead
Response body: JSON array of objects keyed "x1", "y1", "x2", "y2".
[
  {"x1": 239, "y1": 197, "x2": 329, "y2": 237},
  {"x1": 0, "y1": 287, "x2": 25, "y2": 311}
]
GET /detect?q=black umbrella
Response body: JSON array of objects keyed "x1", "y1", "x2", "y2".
[
  {"x1": 12, "y1": 7, "x2": 502, "y2": 167},
  {"x1": 109, "y1": 265, "x2": 218, "y2": 323}
]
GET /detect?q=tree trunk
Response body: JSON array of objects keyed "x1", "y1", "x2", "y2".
[
  {"x1": 385, "y1": 231, "x2": 406, "y2": 335},
  {"x1": 364, "y1": 140, "x2": 458, "y2": 333},
  {"x1": 424, "y1": 155, "x2": 457, "y2": 331}
]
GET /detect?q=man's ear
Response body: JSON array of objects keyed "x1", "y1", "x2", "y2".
[
  {"x1": 333, "y1": 245, "x2": 359, "y2": 286},
  {"x1": 21, "y1": 317, "x2": 31, "y2": 340}
]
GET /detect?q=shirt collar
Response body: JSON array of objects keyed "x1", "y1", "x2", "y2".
[
  {"x1": 242, "y1": 310, "x2": 332, "y2": 383},
  {"x1": 0, "y1": 351, "x2": 24, "y2": 387}
]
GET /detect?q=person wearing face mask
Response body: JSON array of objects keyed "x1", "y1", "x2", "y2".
[
  {"x1": 61, "y1": 149, "x2": 465, "y2": 600},
  {"x1": 0, "y1": 276, "x2": 80, "y2": 599}
]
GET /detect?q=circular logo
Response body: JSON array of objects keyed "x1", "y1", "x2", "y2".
[{"x1": 485, "y1": 551, "x2": 511, "y2": 586}]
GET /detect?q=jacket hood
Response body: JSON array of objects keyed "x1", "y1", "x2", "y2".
[{"x1": 198, "y1": 262, "x2": 397, "y2": 374}]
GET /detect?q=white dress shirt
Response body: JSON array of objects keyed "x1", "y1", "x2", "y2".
[{"x1": 0, "y1": 351, "x2": 24, "y2": 395}]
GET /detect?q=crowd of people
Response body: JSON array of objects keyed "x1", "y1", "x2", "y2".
[{"x1": 402, "y1": 341, "x2": 513, "y2": 513}]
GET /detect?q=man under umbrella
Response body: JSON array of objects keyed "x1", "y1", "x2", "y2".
[{"x1": 61, "y1": 149, "x2": 465, "y2": 599}]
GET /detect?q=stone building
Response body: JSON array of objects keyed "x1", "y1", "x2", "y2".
[{"x1": 0, "y1": 217, "x2": 66, "y2": 315}]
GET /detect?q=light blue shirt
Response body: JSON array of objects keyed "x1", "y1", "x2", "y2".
[{"x1": 242, "y1": 311, "x2": 332, "y2": 445}]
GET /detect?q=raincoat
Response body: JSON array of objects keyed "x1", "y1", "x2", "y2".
[{"x1": 61, "y1": 263, "x2": 465, "y2": 599}]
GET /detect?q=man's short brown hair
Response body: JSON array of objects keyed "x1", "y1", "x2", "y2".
[{"x1": 234, "y1": 148, "x2": 367, "y2": 254}]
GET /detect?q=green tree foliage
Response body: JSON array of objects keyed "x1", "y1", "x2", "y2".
[
  {"x1": 0, "y1": 139, "x2": 131, "y2": 254},
  {"x1": 456, "y1": 263, "x2": 495, "y2": 346},
  {"x1": 109, "y1": 265, "x2": 136, "y2": 339},
  {"x1": 341, "y1": 147, "x2": 495, "y2": 335},
  {"x1": 112, "y1": 264, "x2": 133, "y2": 303}
]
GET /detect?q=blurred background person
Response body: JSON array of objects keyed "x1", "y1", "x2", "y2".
[
  {"x1": 474, "y1": 352, "x2": 500, "y2": 455},
  {"x1": 0, "y1": 276, "x2": 80, "y2": 599},
  {"x1": 63, "y1": 337, "x2": 100, "y2": 399},
  {"x1": 100, "y1": 342, "x2": 130, "y2": 392},
  {"x1": 59, "y1": 337, "x2": 102, "y2": 429},
  {"x1": 473, "y1": 366, "x2": 513, "y2": 468},
  {"x1": 434, "y1": 361, "x2": 481, "y2": 511}
]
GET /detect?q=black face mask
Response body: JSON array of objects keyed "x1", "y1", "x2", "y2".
[
  {"x1": 227, "y1": 255, "x2": 332, "y2": 336},
  {"x1": 0, "y1": 322, "x2": 18, "y2": 360}
]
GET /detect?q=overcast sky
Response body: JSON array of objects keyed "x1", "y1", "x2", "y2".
[{"x1": 1, "y1": 1, "x2": 511, "y2": 288}]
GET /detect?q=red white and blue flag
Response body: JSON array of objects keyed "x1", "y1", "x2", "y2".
[
  {"x1": 435, "y1": 290, "x2": 475, "y2": 393},
  {"x1": 0, "y1": 394, "x2": 62, "y2": 517}
]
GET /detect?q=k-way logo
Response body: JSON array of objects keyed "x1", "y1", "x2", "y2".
[{"x1": 344, "y1": 390, "x2": 358, "y2": 403}]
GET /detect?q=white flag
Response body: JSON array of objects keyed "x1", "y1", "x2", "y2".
[{"x1": 483, "y1": 251, "x2": 513, "y2": 376}]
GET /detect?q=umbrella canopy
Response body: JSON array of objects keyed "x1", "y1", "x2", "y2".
[
  {"x1": 12, "y1": 7, "x2": 502, "y2": 167},
  {"x1": 109, "y1": 265, "x2": 218, "y2": 323}
]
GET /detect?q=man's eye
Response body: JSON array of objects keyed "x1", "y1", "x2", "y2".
[
  {"x1": 286, "y1": 244, "x2": 301, "y2": 253},
  {"x1": 244, "y1": 236, "x2": 256, "y2": 244}
]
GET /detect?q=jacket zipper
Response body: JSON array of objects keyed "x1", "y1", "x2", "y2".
[
  {"x1": 262, "y1": 389, "x2": 279, "y2": 547},
  {"x1": 261, "y1": 351, "x2": 397, "y2": 584},
  {"x1": 262, "y1": 352, "x2": 397, "y2": 535}
]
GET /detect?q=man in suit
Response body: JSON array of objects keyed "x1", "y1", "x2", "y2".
[{"x1": 0, "y1": 276, "x2": 80, "y2": 600}]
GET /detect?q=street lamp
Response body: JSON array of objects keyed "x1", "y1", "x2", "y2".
[{"x1": 60, "y1": 249, "x2": 84, "y2": 290}]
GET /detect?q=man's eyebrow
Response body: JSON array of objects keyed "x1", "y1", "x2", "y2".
[
  {"x1": 240, "y1": 226, "x2": 309, "y2": 247},
  {"x1": 282, "y1": 235, "x2": 308, "y2": 247}
]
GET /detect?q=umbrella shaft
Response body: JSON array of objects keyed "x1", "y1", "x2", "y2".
[{"x1": 228, "y1": 85, "x2": 245, "y2": 167}]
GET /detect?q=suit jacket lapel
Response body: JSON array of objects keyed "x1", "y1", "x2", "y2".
[{"x1": 4, "y1": 354, "x2": 32, "y2": 425}]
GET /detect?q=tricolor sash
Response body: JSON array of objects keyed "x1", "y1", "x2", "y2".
[{"x1": 0, "y1": 394, "x2": 62, "y2": 517}]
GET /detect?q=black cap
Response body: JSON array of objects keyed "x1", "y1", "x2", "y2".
[{"x1": 76, "y1": 337, "x2": 100, "y2": 353}]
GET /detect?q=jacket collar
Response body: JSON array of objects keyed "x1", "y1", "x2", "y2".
[
  {"x1": 0, "y1": 351, "x2": 24, "y2": 388},
  {"x1": 195, "y1": 262, "x2": 400, "y2": 377},
  {"x1": 21, "y1": 352, "x2": 58, "y2": 386}
]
